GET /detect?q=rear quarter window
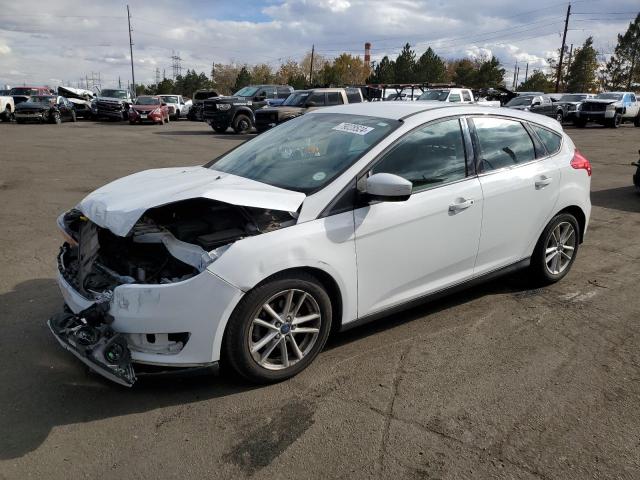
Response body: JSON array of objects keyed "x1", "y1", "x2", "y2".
[{"x1": 531, "y1": 125, "x2": 562, "y2": 155}]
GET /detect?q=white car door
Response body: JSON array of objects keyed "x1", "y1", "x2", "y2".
[
  {"x1": 470, "y1": 116, "x2": 561, "y2": 275},
  {"x1": 354, "y1": 117, "x2": 483, "y2": 317}
]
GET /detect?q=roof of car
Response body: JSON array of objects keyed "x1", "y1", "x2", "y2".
[{"x1": 311, "y1": 102, "x2": 564, "y2": 131}]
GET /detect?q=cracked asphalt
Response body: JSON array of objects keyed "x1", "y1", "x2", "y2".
[{"x1": 1, "y1": 119, "x2": 639, "y2": 479}]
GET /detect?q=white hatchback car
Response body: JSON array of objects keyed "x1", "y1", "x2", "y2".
[{"x1": 51, "y1": 103, "x2": 591, "y2": 386}]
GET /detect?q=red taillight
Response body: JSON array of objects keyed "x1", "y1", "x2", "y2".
[{"x1": 571, "y1": 149, "x2": 592, "y2": 176}]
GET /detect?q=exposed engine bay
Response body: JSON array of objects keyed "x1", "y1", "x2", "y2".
[{"x1": 58, "y1": 198, "x2": 297, "y2": 298}]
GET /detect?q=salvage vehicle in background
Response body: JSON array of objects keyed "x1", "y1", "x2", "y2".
[
  {"x1": 203, "y1": 84, "x2": 293, "y2": 133},
  {"x1": 417, "y1": 88, "x2": 475, "y2": 103},
  {"x1": 14, "y1": 95, "x2": 76, "y2": 124},
  {"x1": 58, "y1": 86, "x2": 95, "y2": 119},
  {"x1": 92, "y1": 88, "x2": 134, "y2": 121},
  {"x1": 187, "y1": 89, "x2": 219, "y2": 121},
  {"x1": 9, "y1": 86, "x2": 53, "y2": 105},
  {"x1": 554, "y1": 93, "x2": 595, "y2": 123},
  {"x1": 575, "y1": 92, "x2": 640, "y2": 128},
  {"x1": 255, "y1": 88, "x2": 362, "y2": 133},
  {"x1": 505, "y1": 94, "x2": 561, "y2": 121},
  {"x1": 0, "y1": 92, "x2": 14, "y2": 122},
  {"x1": 49, "y1": 103, "x2": 591, "y2": 387},
  {"x1": 128, "y1": 96, "x2": 170, "y2": 125},
  {"x1": 158, "y1": 94, "x2": 188, "y2": 120}
]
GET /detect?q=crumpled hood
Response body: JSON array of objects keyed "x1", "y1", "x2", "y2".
[
  {"x1": 584, "y1": 99, "x2": 619, "y2": 105},
  {"x1": 78, "y1": 166, "x2": 306, "y2": 236}
]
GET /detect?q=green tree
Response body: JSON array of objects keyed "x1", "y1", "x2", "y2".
[
  {"x1": 233, "y1": 66, "x2": 252, "y2": 92},
  {"x1": 606, "y1": 13, "x2": 640, "y2": 89},
  {"x1": 155, "y1": 78, "x2": 175, "y2": 94},
  {"x1": 332, "y1": 53, "x2": 370, "y2": 85},
  {"x1": 394, "y1": 43, "x2": 416, "y2": 82},
  {"x1": 565, "y1": 37, "x2": 599, "y2": 92},
  {"x1": 413, "y1": 47, "x2": 446, "y2": 83},
  {"x1": 368, "y1": 56, "x2": 395, "y2": 83},
  {"x1": 475, "y1": 56, "x2": 505, "y2": 88},
  {"x1": 451, "y1": 59, "x2": 476, "y2": 86},
  {"x1": 251, "y1": 64, "x2": 274, "y2": 84},
  {"x1": 519, "y1": 70, "x2": 553, "y2": 92}
]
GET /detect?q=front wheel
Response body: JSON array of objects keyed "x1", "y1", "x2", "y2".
[
  {"x1": 529, "y1": 213, "x2": 580, "y2": 285},
  {"x1": 555, "y1": 111, "x2": 563, "y2": 123},
  {"x1": 634, "y1": 115, "x2": 640, "y2": 127},
  {"x1": 609, "y1": 113, "x2": 622, "y2": 128},
  {"x1": 233, "y1": 113, "x2": 252, "y2": 134},
  {"x1": 222, "y1": 273, "x2": 332, "y2": 383},
  {"x1": 71, "y1": 111, "x2": 77, "y2": 122},
  {"x1": 51, "y1": 111, "x2": 62, "y2": 124}
]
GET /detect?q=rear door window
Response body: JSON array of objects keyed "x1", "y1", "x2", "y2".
[
  {"x1": 307, "y1": 93, "x2": 326, "y2": 106},
  {"x1": 449, "y1": 93, "x2": 461, "y2": 103},
  {"x1": 462, "y1": 90, "x2": 472, "y2": 102},
  {"x1": 471, "y1": 117, "x2": 536, "y2": 172},
  {"x1": 326, "y1": 92, "x2": 343, "y2": 105},
  {"x1": 531, "y1": 125, "x2": 562, "y2": 155}
]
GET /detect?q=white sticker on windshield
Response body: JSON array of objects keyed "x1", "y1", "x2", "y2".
[{"x1": 332, "y1": 122, "x2": 374, "y2": 135}]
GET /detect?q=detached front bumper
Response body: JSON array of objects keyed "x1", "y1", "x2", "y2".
[{"x1": 52, "y1": 265, "x2": 245, "y2": 386}]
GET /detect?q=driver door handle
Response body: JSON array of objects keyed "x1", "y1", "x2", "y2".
[
  {"x1": 449, "y1": 198, "x2": 474, "y2": 213},
  {"x1": 535, "y1": 176, "x2": 553, "y2": 189}
]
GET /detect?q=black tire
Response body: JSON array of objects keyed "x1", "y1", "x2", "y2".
[
  {"x1": 609, "y1": 113, "x2": 621, "y2": 128},
  {"x1": 232, "y1": 113, "x2": 252, "y2": 134},
  {"x1": 1, "y1": 106, "x2": 10, "y2": 122},
  {"x1": 529, "y1": 213, "x2": 580, "y2": 285},
  {"x1": 574, "y1": 118, "x2": 587, "y2": 128},
  {"x1": 52, "y1": 111, "x2": 62, "y2": 124},
  {"x1": 71, "y1": 110, "x2": 77, "y2": 122},
  {"x1": 212, "y1": 124, "x2": 227, "y2": 133},
  {"x1": 555, "y1": 111, "x2": 563, "y2": 123},
  {"x1": 634, "y1": 115, "x2": 640, "y2": 127},
  {"x1": 222, "y1": 272, "x2": 333, "y2": 384}
]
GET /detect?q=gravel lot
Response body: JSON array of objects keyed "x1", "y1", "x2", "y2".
[{"x1": 1, "y1": 119, "x2": 639, "y2": 479}]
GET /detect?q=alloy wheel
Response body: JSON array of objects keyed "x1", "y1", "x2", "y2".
[
  {"x1": 248, "y1": 289, "x2": 322, "y2": 370},
  {"x1": 545, "y1": 221, "x2": 576, "y2": 275}
]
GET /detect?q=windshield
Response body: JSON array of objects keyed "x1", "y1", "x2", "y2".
[
  {"x1": 101, "y1": 89, "x2": 128, "y2": 99},
  {"x1": 506, "y1": 96, "x2": 534, "y2": 106},
  {"x1": 207, "y1": 113, "x2": 399, "y2": 194},
  {"x1": 10, "y1": 88, "x2": 41, "y2": 96},
  {"x1": 135, "y1": 97, "x2": 160, "y2": 105},
  {"x1": 195, "y1": 91, "x2": 217, "y2": 100},
  {"x1": 283, "y1": 92, "x2": 310, "y2": 106},
  {"x1": 559, "y1": 94, "x2": 587, "y2": 102},
  {"x1": 160, "y1": 95, "x2": 178, "y2": 103},
  {"x1": 595, "y1": 93, "x2": 623, "y2": 100},
  {"x1": 233, "y1": 86, "x2": 259, "y2": 97},
  {"x1": 26, "y1": 96, "x2": 55, "y2": 104},
  {"x1": 418, "y1": 90, "x2": 449, "y2": 101}
]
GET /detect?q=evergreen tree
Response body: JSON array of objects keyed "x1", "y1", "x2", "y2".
[
  {"x1": 369, "y1": 56, "x2": 395, "y2": 83},
  {"x1": 565, "y1": 37, "x2": 599, "y2": 93},
  {"x1": 519, "y1": 70, "x2": 553, "y2": 92},
  {"x1": 394, "y1": 43, "x2": 416, "y2": 82},
  {"x1": 606, "y1": 13, "x2": 640, "y2": 89},
  {"x1": 451, "y1": 59, "x2": 476, "y2": 87},
  {"x1": 233, "y1": 66, "x2": 252, "y2": 92},
  {"x1": 413, "y1": 47, "x2": 446, "y2": 83},
  {"x1": 475, "y1": 56, "x2": 505, "y2": 88}
]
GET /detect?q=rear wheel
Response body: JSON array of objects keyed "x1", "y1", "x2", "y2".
[
  {"x1": 609, "y1": 113, "x2": 622, "y2": 128},
  {"x1": 222, "y1": 273, "x2": 332, "y2": 383},
  {"x1": 233, "y1": 113, "x2": 252, "y2": 134},
  {"x1": 1, "y1": 106, "x2": 10, "y2": 122},
  {"x1": 555, "y1": 111, "x2": 563, "y2": 123},
  {"x1": 529, "y1": 213, "x2": 580, "y2": 285},
  {"x1": 52, "y1": 111, "x2": 62, "y2": 124},
  {"x1": 71, "y1": 110, "x2": 77, "y2": 122},
  {"x1": 634, "y1": 115, "x2": 640, "y2": 127}
]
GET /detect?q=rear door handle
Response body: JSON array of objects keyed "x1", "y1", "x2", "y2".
[
  {"x1": 449, "y1": 198, "x2": 474, "y2": 213},
  {"x1": 535, "y1": 176, "x2": 553, "y2": 189}
]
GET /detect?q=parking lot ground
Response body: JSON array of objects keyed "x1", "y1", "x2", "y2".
[{"x1": 1, "y1": 119, "x2": 639, "y2": 479}]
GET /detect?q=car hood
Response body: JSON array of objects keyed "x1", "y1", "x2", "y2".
[
  {"x1": 584, "y1": 99, "x2": 620, "y2": 105},
  {"x1": 132, "y1": 104, "x2": 160, "y2": 112},
  {"x1": 78, "y1": 166, "x2": 306, "y2": 236}
]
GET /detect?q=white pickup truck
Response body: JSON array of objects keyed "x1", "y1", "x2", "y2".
[
  {"x1": 157, "y1": 95, "x2": 189, "y2": 120},
  {"x1": 417, "y1": 88, "x2": 500, "y2": 106}
]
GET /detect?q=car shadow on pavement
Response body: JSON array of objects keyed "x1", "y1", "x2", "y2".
[
  {"x1": 590, "y1": 186, "x2": 640, "y2": 213},
  {"x1": 0, "y1": 272, "x2": 534, "y2": 460}
]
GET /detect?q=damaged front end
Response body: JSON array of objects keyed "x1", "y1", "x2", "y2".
[{"x1": 52, "y1": 197, "x2": 297, "y2": 386}]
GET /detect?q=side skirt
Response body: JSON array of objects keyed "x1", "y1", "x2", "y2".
[{"x1": 340, "y1": 258, "x2": 531, "y2": 332}]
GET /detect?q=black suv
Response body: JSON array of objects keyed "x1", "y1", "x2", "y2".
[
  {"x1": 203, "y1": 85, "x2": 293, "y2": 133},
  {"x1": 187, "y1": 89, "x2": 219, "y2": 121}
]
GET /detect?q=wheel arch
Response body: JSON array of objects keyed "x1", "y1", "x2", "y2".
[
  {"x1": 556, "y1": 205, "x2": 586, "y2": 243},
  {"x1": 232, "y1": 107, "x2": 255, "y2": 124}
]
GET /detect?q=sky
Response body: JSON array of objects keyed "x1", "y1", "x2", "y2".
[{"x1": 0, "y1": 0, "x2": 638, "y2": 89}]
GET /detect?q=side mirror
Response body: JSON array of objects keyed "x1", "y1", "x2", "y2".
[{"x1": 364, "y1": 173, "x2": 412, "y2": 202}]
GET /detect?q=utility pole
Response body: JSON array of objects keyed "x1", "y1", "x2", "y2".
[
  {"x1": 555, "y1": 3, "x2": 571, "y2": 93},
  {"x1": 127, "y1": 5, "x2": 136, "y2": 97},
  {"x1": 309, "y1": 44, "x2": 315, "y2": 86},
  {"x1": 566, "y1": 43, "x2": 574, "y2": 74},
  {"x1": 512, "y1": 61, "x2": 518, "y2": 89},
  {"x1": 515, "y1": 66, "x2": 520, "y2": 91},
  {"x1": 524, "y1": 63, "x2": 529, "y2": 84}
]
